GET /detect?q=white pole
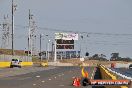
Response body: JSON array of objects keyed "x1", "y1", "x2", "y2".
[
  {"x1": 45, "y1": 35, "x2": 48, "y2": 60},
  {"x1": 47, "y1": 40, "x2": 50, "y2": 61},
  {"x1": 54, "y1": 40, "x2": 57, "y2": 62}
]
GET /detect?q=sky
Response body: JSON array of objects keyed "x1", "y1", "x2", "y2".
[{"x1": 0, "y1": 0, "x2": 132, "y2": 58}]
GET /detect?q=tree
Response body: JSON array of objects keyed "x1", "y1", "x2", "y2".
[
  {"x1": 111, "y1": 53, "x2": 119, "y2": 60},
  {"x1": 85, "y1": 52, "x2": 89, "y2": 56},
  {"x1": 90, "y1": 54, "x2": 107, "y2": 61},
  {"x1": 92, "y1": 54, "x2": 99, "y2": 59},
  {"x1": 100, "y1": 54, "x2": 106, "y2": 58}
]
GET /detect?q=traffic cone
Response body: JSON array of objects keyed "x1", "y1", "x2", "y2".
[{"x1": 72, "y1": 78, "x2": 80, "y2": 87}]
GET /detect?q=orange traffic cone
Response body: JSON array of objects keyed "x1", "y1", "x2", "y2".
[{"x1": 72, "y1": 78, "x2": 80, "y2": 87}]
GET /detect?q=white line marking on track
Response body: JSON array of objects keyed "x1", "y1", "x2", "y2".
[
  {"x1": 72, "y1": 77, "x2": 75, "y2": 79},
  {"x1": 33, "y1": 84, "x2": 36, "y2": 86},
  {"x1": 59, "y1": 85, "x2": 64, "y2": 86},
  {"x1": 49, "y1": 79, "x2": 51, "y2": 80},
  {"x1": 54, "y1": 77, "x2": 57, "y2": 79},
  {"x1": 41, "y1": 81, "x2": 45, "y2": 83},
  {"x1": 36, "y1": 75, "x2": 40, "y2": 78}
]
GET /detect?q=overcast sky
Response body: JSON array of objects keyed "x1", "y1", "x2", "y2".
[{"x1": 0, "y1": 0, "x2": 132, "y2": 58}]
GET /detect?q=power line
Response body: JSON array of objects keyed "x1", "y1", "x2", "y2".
[
  {"x1": 1, "y1": 23, "x2": 131, "y2": 37},
  {"x1": 13, "y1": 24, "x2": 132, "y2": 36}
]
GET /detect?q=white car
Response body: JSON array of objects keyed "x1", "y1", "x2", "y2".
[
  {"x1": 129, "y1": 64, "x2": 132, "y2": 69},
  {"x1": 10, "y1": 59, "x2": 22, "y2": 68}
]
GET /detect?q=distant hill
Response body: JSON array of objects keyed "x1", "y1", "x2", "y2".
[{"x1": 0, "y1": 49, "x2": 27, "y2": 56}]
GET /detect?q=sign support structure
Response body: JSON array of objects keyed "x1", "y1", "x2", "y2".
[{"x1": 54, "y1": 40, "x2": 57, "y2": 62}]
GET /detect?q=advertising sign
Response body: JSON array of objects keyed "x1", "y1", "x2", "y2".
[
  {"x1": 55, "y1": 33, "x2": 78, "y2": 40},
  {"x1": 56, "y1": 39, "x2": 74, "y2": 44}
]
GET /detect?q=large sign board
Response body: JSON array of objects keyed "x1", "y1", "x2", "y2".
[
  {"x1": 56, "y1": 45, "x2": 74, "y2": 49},
  {"x1": 55, "y1": 33, "x2": 78, "y2": 40},
  {"x1": 56, "y1": 39, "x2": 74, "y2": 44}
]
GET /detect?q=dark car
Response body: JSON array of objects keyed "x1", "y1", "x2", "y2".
[{"x1": 129, "y1": 64, "x2": 132, "y2": 69}]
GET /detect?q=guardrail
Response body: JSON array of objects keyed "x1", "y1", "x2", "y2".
[{"x1": 99, "y1": 64, "x2": 129, "y2": 88}]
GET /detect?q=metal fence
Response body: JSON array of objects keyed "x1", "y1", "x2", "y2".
[{"x1": 0, "y1": 55, "x2": 32, "y2": 62}]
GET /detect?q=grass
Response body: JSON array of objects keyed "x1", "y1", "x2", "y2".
[{"x1": 59, "y1": 58, "x2": 131, "y2": 66}]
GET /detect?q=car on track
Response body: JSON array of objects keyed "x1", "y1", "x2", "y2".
[
  {"x1": 129, "y1": 64, "x2": 132, "y2": 69},
  {"x1": 10, "y1": 59, "x2": 22, "y2": 68}
]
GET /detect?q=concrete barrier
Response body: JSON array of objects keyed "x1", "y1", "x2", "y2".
[
  {"x1": 114, "y1": 63, "x2": 132, "y2": 68},
  {"x1": 0, "y1": 62, "x2": 11, "y2": 67},
  {"x1": 48, "y1": 62, "x2": 73, "y2": 66},
  {"x1": 0, "y1": 62, "x2": 33, "y2": 67},
  {"x1": 41, "y1": 62, "x2": 48, "y2": 67},
  {"x1": 21, "y1": 62, "x2": 33, "y2": 66},
  {"x1": 99, "y1": 65, "x2": 128, "y2": 88},
  {"x1": 99, "y1": 65, "x2": 116, "y2": 80}
]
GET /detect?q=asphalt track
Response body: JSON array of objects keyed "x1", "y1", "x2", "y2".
[
  {"x1": 111, "y1": 68, "x2": 132, "y2": 78},
  {"x1": 0, "y1": 66, "x2": 99, "y2": 88}
]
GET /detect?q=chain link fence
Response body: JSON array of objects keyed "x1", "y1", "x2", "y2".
[{"x1": 0, "y1": 55, "x2": 32, "y2": 62}]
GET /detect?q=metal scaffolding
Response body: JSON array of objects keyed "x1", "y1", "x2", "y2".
[{"x1": 1, "y1": 15, "x2": 11, "y2": 49}]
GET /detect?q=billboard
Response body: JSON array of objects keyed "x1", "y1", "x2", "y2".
[
  {"x1": 56, "y1": 45, "x2": 74, "y2": 49},
  {"x1": 55, "y1": 33, "x2": 78, "y2": 40},
  {"x1": 56, "y1": 39, "x2": 74, "y2": 44}
]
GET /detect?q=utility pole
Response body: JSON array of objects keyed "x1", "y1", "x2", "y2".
[
  {"x1": 28, "y1": 9, "x2": 37, "y2": 57},
  {"x1": 11, "y1": 0, "x2": 17, "y2": 55},
  {"x1": 11, "y1": 0, "x2": 14, "y2": 55},
  {"x1": 28, "y1": 9, "x2": 31, "y2": 58},
  {"x1": 40, "y1": 34, "x2": 42, "y2": 61}
]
